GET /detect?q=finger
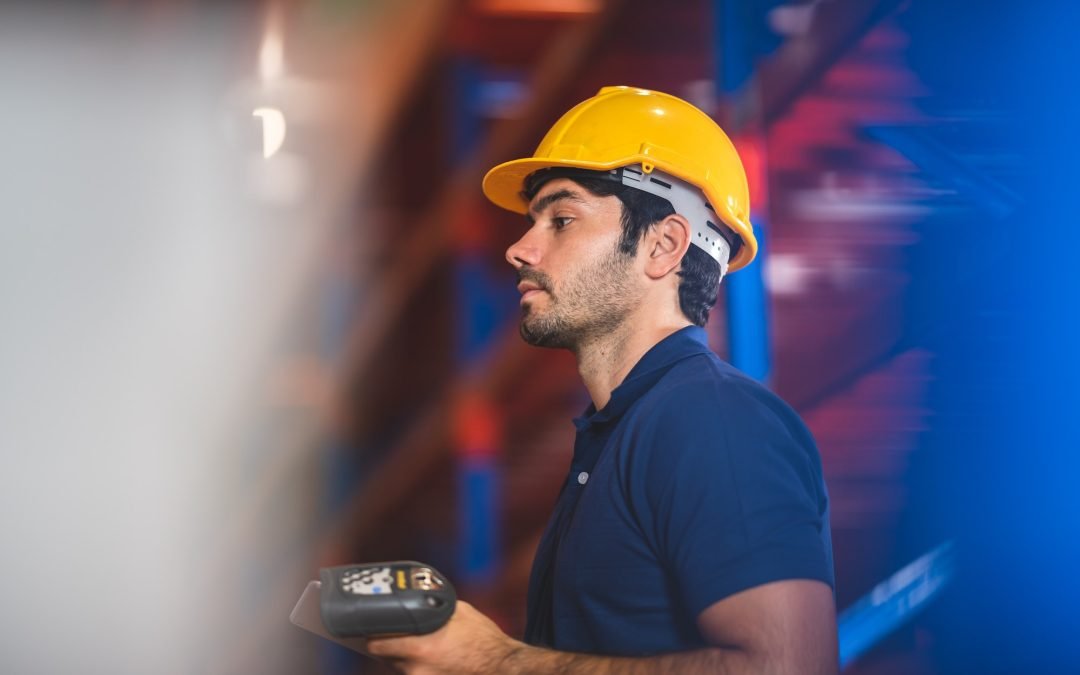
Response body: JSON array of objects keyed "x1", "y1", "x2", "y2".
[{"x1": 367, "y1": 635, "x2": 419, "y2": 658}]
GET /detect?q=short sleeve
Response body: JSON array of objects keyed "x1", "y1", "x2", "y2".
[{"x1": 639, "y1": 372, "x2": 833, "y2": 618}]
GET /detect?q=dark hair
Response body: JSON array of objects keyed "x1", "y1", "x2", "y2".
[{"x1": 522, "y1": 169, "x2": 723, "y2": 327}]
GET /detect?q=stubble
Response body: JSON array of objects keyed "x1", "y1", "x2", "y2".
[{"x1": 518, "y1": 246, "x2": 638, "y2": 352}]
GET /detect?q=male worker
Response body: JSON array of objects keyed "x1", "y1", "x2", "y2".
[{"x1": 368, "y1": 86, "x2": 836, "y2": 674}]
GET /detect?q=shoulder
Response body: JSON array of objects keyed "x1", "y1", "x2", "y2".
[
  {"x1": 640, "y1": 352, "x2": 813, "y2": 448},
  {"x1": 624, "y1": 353, "x2": 825, "y2": 502}
]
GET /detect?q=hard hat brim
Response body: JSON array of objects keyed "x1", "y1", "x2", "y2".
[{"x1": 481, "y1": 157, "x2": 628, "y2": 214}]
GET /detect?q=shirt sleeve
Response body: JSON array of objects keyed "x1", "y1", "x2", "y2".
[{"x1": 637, "y1": 371, "x2": 834, "y2": 618}]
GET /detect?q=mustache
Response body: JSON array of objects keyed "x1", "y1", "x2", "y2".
[{"x1": 517, "y1": 267, "x2": 553, "y2": 293}]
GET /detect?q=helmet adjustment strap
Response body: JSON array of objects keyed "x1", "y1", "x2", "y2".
[{"x1": 615, "y1": 165, "x2": 736, "y2": 273}]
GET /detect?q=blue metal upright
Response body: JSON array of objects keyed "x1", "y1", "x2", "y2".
[
  {"x1": 724, "y1": 221, "x2": 771, "y2": 381},
  {"x1": 714, "y1": 0, "x2": 773, "y2": 383}
]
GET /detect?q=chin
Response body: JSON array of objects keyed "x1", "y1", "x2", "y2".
[{"x1": 519, "y1": 317, "x2": 573, "y2": 350}]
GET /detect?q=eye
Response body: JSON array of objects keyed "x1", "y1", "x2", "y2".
[{"x1": 552, "y1": 216, "x2": 574, "y2": 231}]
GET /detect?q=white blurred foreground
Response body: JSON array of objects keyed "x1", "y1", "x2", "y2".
[{"x1": 0, "y1": 4, "x2": 445, "y2": 673}]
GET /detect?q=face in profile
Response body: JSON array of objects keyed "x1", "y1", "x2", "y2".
[{"x1": 506, "y1": 179, "x2": 642, "y2": 352}]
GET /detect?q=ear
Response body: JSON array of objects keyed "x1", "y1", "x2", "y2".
[{"x1": 642, "y1": 214, "x2": 692, "y2": 280}]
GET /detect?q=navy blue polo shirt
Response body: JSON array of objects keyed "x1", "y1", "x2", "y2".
[{"x1": 523, "y1": 326, "x2": 834, "y2": 655}]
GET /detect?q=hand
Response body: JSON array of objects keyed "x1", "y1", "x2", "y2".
[{"x1": 367, "y1": 600, "x2": 523, "y2": 675}]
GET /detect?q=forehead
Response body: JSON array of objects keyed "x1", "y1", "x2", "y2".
[
  {"x1": 526, "y1": 177, "x2": 621, "y2": 217},
  {"x1": 528, "y1": 178, "x2": 588, "y2": 210}
]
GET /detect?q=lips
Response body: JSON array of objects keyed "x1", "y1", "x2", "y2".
[
  {"x1": 520, "y1": 289, "x2": 545, "y2": 303},
  {"x1": 517, "y1": 269, "x2": 552, "y2": 304},
  {"x1": 517, "y1": 280, "x2": 548, "y2": 305}
]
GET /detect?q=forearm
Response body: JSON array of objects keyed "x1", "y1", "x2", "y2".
[{"x1": 500, "y1": 642, "x2": 759, "y2": 675}]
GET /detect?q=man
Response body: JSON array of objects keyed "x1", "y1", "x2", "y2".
[{"x1": 368, "y1": 86, "x2": 837, "y2": 674}]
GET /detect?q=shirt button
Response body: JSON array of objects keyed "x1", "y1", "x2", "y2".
[{"x1": 577, "y1": 471, "x2": 589, "y2": 485}]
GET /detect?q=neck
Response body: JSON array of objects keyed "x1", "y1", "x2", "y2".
[{"x1": 575, "y1": 313, "x2": 694, "y2": 411}]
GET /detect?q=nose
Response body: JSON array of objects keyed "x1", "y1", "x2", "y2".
[{"x1": 505, "y1": 227, "x2": 542, "y2": 270}]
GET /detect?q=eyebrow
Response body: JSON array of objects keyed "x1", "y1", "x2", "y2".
[{"x1": 526, "y1": 189, "x2": 587, "y2": 224}]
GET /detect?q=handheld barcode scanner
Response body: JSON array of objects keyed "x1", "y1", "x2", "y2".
[
  {"x1": 290, "y1": 561, "x2": 456, "y2": 650},
  {"x1": 320, "y1": 562, "x2": 456, "y2": 637}
]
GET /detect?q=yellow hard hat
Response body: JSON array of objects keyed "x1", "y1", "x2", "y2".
[{"x1": 482, "y1": 86, "x2": 757, "y2": 272}]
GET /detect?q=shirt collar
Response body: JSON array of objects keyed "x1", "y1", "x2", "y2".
[{"x1": 572, "y1": 325, "x2": 712, "y2": 432}]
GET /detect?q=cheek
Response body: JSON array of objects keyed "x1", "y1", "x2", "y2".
[
  {"x1": 561, "y1": 250, "x2": 618, "y2": 298},
  {"x1": 546, "y1": 226, "x2": 623, "y2": 291},
  {"x1": 565, "y1": 232, "x2": 619, "y2": 268}
]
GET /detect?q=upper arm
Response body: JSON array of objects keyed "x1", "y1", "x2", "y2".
[
  {"x1": 697, "y1": 579, "x2": 838, "y2": 675},
  {"x1": 631, "y1": 372, "x2": 835, "y2": 668}
]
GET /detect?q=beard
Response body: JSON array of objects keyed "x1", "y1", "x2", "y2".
[{"x1": 518, "y1": 245, "x2": 638, "y2": 351}]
